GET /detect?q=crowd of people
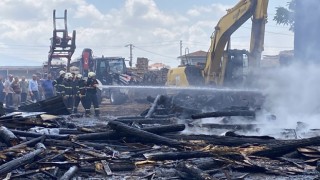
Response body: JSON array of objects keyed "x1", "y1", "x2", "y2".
[
  {"x1": 0, "y1": 70, "x2": 100, "y2": 117},
  {"x1": 0, "y1": 74, "x2": 52, "y2": 109}
]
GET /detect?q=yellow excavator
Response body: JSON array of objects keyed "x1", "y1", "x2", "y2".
[{"x1": 166, "y1": 0, "x2": 268, "y2": 87}]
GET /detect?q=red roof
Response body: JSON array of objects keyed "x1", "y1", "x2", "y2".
[{"x1": 177, "y1": 50, "x2": 207, "y2": 58}]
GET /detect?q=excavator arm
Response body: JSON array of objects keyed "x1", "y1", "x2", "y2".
[
  {"x1": 249, "y1": 0, "x2": 269, "y2": 67},
  {"x1": 204, "y1": 0, "x2": 268, "y2": 85}
]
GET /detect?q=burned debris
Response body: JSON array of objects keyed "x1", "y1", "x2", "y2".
[{"x1": 0, "y1": 92, "x2": 319, "y2": 179}]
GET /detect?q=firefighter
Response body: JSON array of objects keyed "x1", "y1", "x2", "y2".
[
  {"x1": 62, "y1": 73, "x2": 74, "y2": 113},
  {"x1": 52, "y1": 70, "x2": 65, "y2": 96},
  {"x1": 73, "y1": 74, "x2": 85, "y2": 113},
  {"x1": 85, "y1": 72, "x2": 100, "y2": 117}
]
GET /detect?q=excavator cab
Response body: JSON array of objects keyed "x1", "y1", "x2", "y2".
[{"x1": 223, "y1": 49, "x2": 249, "y2": 87}]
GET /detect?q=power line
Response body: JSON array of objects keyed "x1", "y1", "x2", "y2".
[
  {"x1": 241, "y1": 26, "x2": 294, "y2": 36},
  {"x1": 134, "y1": 40, "x2": 180, "y2": 46},
  {"x1": 134, "y1": 46, "x2": 178, "y2": 61}
]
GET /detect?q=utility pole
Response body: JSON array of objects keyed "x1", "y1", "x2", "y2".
[
  {"x1": 180, "y1": 40, "x2": 183, "y2": 57},
  {"x1": 180, "y1": 40, "x2": 183, "y2": 65},
  {"x1": 125, "y1": 44, "x2": 134, "y2": 67}
]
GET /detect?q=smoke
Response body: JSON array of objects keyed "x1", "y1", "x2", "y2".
[
  {"x1": 180, "y1": 62, "x2": 320, "y2": 138},
  {"x1": 255, "y1": 62, "x2": 320, "y2": 136}
]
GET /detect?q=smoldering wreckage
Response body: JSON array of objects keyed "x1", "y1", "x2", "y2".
[
  {"x1": 0, "y1": 89, "x2": 320, "y2": 180},
  {"x1": 3, "y1": 0, "x2": 320, "y2": 179}
]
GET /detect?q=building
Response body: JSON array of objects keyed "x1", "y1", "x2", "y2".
[
  {"x1": 149, "y1": 63, "x2": 170, "y2": 70},
  {"x1": 0, "y1": 66, "x2": 42, "y2": 79},
  {"x1": 178, "y1": 50, "x2": 207, "y2": 66}
]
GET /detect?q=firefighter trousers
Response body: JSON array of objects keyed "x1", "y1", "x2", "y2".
[
  {"x1": 85, "y1": 93, "x2": 100, "y2": 116},
  {"x1": 73, "y1": 95, "x2": 87, "y2": 113},
  {"x1": 63, "y1": 95, "x2": 74, "y2": 113}
]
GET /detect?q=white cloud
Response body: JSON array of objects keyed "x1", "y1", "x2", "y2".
[
  {"x1": 0, "y1": 0, "x2": 294, "y2": 68},
  {"x1": 187, "y1": 3, "x2": 229, "y2": 17},
  {"x1": 74, "y1": 4, "x2": 104, "y2": 20}
]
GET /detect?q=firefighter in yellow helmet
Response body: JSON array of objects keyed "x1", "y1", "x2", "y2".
[
  {"x1": 52, "y1": 70, "x2": 65, "y2": 96},
  {"x1": 85, "y1": 72, "x2": 100, "y2": 117},
  {"x1": 73, "y1": 74, "x2": 87, "y2": 113},
  {"x1": 62, "y1": 73, "x2": 74, "y2": 113}
]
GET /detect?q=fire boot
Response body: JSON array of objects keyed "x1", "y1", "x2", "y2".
[
  {"x1": 85, "y1": 109, "x2": 91, "y2": 117},
  {"x1": 94, "y1": 108, "x2": 100, "y2": 117},
  {"x1": 0, "y1": 102, "x2": 4, "y2": 116}
]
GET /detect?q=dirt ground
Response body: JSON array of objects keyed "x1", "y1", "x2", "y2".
[{"x1": 78, "y1": 98, "x2": 150, "y2": 117}]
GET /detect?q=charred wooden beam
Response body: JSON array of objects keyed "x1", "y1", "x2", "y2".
[
  {"x1": 109, "y1": 163, "x2": 135, "y2": 171},
  {"x1": 38, "y1": 161, "x2": 78, "y2": 168},
  {"x1": 108, "y1": 121, "x2": 183, "y2": 148},
  {"x1": 147, "y1": 151, "x2": 215, "y2": 161},
  {"x1": 189, "y1": 158, "x2": 226, "y2": 171},
  {"x1": 115, "y1": 118, "x2": 172, "y2": 124},
  {"x1": 116, "y1": 116, "x2": 144, "y2": 120},
  {"x1": 10, "y1": 129, "x2": 69, "y2": 140},
  {"x1": 43, "y1": 139, "x2": 75, "y2": 148},
  {"x1": 80, "y1": 162, "x2": 135, "y2": 172},
  {"x1": 252, "y1": 136, "x2": 320, "y2": 158},
  {"x1": 19, "y1": 96, "x2": 70, "y2": 115},
  {"x1": 145, "y1": 94, "x2": 162, "y2": 118},
  {"x1": 224, "y1": 131, "x2": 275, "y2": 140},
  {"x1": 177, "y1": 162, "x2": 216, "y2": 180},
  {"x1": 191, "y1": 110, "x2": 255, "y2": 119},
  {"x1": 4, "y1": 135, "x2": 45, "y2": 152},
  {"x1": 75, "y1": 124, "x2": 185, "y2": 141},
  {"x1": 142, "y1": 124, "x2": 185, "y2": 134},
  {"x1": 75, "y1": 131, "x2": 117, "y2": 141},
  {"x1": 9, "y1": 167, "x2": 56, "y2": 178},
  {"x1": 58, "y1": 128, "x2": 83, "y2": 134},
  {"x1": 200, "y1": 124, "x2": 258, "y2": 131},
  {"x1": 0, "y1": 126, "x2": 19, "y2": 146},
  {"x1": 165, "y1": 134, "x2": 277, "y2": 146},
  {"x1": 59, "y1": 165, "x2": 78, "y2": 180},
  {"x1": 0, "y1": 143, "x2": 46, "y2": 175}
]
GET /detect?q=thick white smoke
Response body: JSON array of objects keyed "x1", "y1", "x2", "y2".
[
  {"x1": 255, "y1": 62, "x2": 320, "y2": 136},
  {"x1": 180, "y1": 62, "x2": 320, "y2": 138}
]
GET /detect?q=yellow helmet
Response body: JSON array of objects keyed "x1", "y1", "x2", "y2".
[{"x1": 88, "y1": 72, "x2": 96, "y2": 78}]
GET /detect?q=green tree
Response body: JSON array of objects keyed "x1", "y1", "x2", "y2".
[{"x1": 273, "y1": 0, "x2": 295, "y2": 31}]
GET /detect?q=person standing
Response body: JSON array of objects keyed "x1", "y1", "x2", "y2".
[
  {"x1": 41, "y1": 74, "x2": 54, "y2": 99},
  {"x1": 19, "y1": 76, "x2": 29, "y2": 104},
  {"x1": 11, "y1": 76, "x2": 21, "y2": 109},
  {"x1": 4, "y1": 74, "x2": 14, "y2": 108},
  {"x1": 52, "y1": 70, "x2": 65, "y2": 96},
  {"x1": 28, "y1": 74, "x2": 39, "y2": 102},
  {"x1": 85, "y1": 72, "x2": 100, "y2": 117},
  {"x1": 37, "y1": 75, "x2": 44, "y2": 100},
  {"x1": 0, "y1": 76, "x2": 4, "y2": 102},
  {"x1": 73, "y1": 74, "x2": 86, "y2": 113},
  {"x1": 0, "y1": 76, "x2": 4, "y2": 115},
  {"x1": 62, "y1": 73, "x2": 74, "y2": 113}
]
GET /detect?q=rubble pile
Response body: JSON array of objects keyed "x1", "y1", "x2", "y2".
[{"x1": 0, "y1": 93, "x2": 319, "y2": 179}]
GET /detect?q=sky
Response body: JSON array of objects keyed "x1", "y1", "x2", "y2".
[{"x1": 0, "y1": 0, "x2": 293, "y2": 67}]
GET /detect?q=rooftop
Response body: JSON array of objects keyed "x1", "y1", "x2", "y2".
[{"x1": 177, "y1": 50, "x2": 207, "y2": 58}]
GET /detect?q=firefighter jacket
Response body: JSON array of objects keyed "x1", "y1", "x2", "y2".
[
  {"x1": 52, "y1": 76, "x2": 65, "y2": 94},
  {"x1": 78, "y1": 79, "x2": 87, "y2": 95},
  {"x1": 62, "y1": 79, "x2": 74, "y2": 97},
  {"x1": 72, "y1": 79, "x2": 80, "y2": 96},
  {"x1": 86, "y1": 78, "x2": 98, "y2": 94}
]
